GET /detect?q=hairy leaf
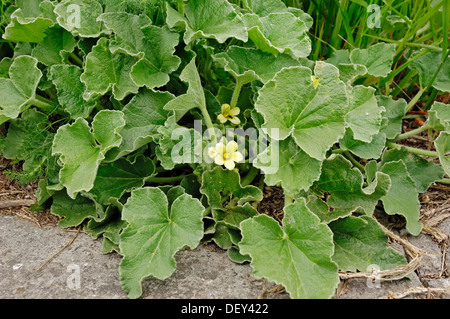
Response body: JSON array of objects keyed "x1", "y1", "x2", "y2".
[
  {"x1": 50, "y1": 191, "x2": 105, "y2": 228},
  {"x1": 119, "y1": 187, "x2": 204, "y2": 299},
  {"x1": 52, "y1": 110, "x2": 125, "y2": 199},
  {"x1": 428, "y1": 101, "x2": 450, "y2": 130},
  {"x1": 212, "y1": 46, "x2": 303, "y2": 84},
  {"x1": 313, "y1": 154, "x2": 391, "y2": 222},
  {"x1": 49, "y1": 64, "x2": 95, "y2": 119},
  {"x1": 379, "y1": 160, "x2": 422, "y2": 236},
  {"x1": 254, "y1": 137, "x2": 322, "y2": 196},
  {"x1": 381, "y1": 148, "x2": 444, "y2": 193},
  {"x1": 54, "y1": 0, "x2": 103, "y2": 38},
  {"x1": 243, "y1": 12, "x2": 311, "y2": 58},
  {"x1": 330, "y1": 216, "x2": 407, "y2": 272},
  {"x1": 0, "y1": 55, "x2": 42, "y2": 120},
  {"x1": 239, "y1": 198, "x2": 339, "y2": 299},
  {"x1": 99, "y1": 12, "x2": 181, "y2": 89},
  {"x1": 3, "y1": 108, "x2": 53, "y2": 175},
  {"x1": 80, "y1": 38, "x2": 140, "y2": 101},
  {"x1": 31, "y1": 25, "x2": 76, "y2": 66},
  {"x1": 164, "y1": 56, "x2": 206, "y2": 120},
  {"x1": 255, "y1": 63, "x2": 348, "y2": 160},
  {"x1": 106, "y1": 89, "x2": 174, "y2": 161},
  {"x1": 3, "y1": 8, "x2": 53, "y2": 43},
  {"x1": 165, "y1": 0, "x2": 247, "y2": 44},
  {"x1": 408, "y1": 51, "x2": 450, "y2": 92},
  {"x1": 345, "y1": 86, "x2": 384, "y2": 143},
  {"x1": 435, "y1": 132, "x2": 450, "y2": 176},
  {"x1": 349, "y1": 43, "x2": 396, "y2": 78},
  {"x1": 87, "y1": 155, "x2": 156, "y2": 205},
  {"x1": 200, "y1": 166, "x2": 263, "y2": 210}
]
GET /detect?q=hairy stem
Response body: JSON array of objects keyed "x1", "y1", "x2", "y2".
[
  {"x1": 395, "y1": 122, "x2": 430, "y2": 141},
  {"x1": 230, "y1": 79, "x2": 244, "y2": 109},
  {"x1": 386, "y1": 141, "x2": 439, "y2": 157},
  {"x1": 69, "y1": 52, "x2": 83, "y2": 67},
  {"x1": 406, "y1": 87, "x2": 426, "y2": 113},
  {"x1": 436, "y1": 178, "x2": 450, "y2": 185},
  {"x1": 241, "y1": 166, "x2": 259, "y2": 187},
  {"x1": 343, "y1": 150, "x2": 365, "y2": 173}
]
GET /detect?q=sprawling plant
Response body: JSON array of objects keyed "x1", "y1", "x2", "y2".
[{"x1": 0, "y1": 0, "x2": 449, "y2": 299}]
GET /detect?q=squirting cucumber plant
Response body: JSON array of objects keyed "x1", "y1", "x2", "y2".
[{"x1": 0, "y1": 0, "x2": 449, "y2": 299}]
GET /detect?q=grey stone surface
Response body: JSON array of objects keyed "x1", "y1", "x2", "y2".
[
  {"x1": 0, "y1": 215, "x2": 287, "y2": 299},
  {"x1": 1, "y1": 214, "x2": 450, "y2": 299}
]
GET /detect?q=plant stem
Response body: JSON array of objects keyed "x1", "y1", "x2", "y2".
[
  {"x1": 386, "y1": 141, "x2": 439, "y2": 157},
  {"x1": 31, "y1": 96, "x2": 53, "y2": 110},
  {"x1": 69, "y1": 52, "x2": 83, "y2": 66},
  {"x1": 343, "y1": 150, "x2": 365, "y2": 173},
  {"x1": 406, "y1": 87, "x2": 426, "y2": 112},
  {"x1": 230, "y1": 79, "x2": 244, "y2": 109},
  {"x1": 146, "y1": 175, "x2": 187, "y2": 183},
  {"x1": 241, "y1": 166, "x2": 259, "y2": 187},
  {"x1": 395, "y1": 123, "x2": 430, "y2": 141},
  {"x1": 436, "y1": 178, "x2": 450, "y2": 185},
  {"x1": 200, "y1": 105, "x2": 215, "y2": 134}
]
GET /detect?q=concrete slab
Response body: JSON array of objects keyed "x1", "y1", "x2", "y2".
[
  {"x1": 1, "y1": 214, "x2": 449, "y2": 299},
  {"x1": 0, "y1": 215, "x2": 287, "y2": 299}
]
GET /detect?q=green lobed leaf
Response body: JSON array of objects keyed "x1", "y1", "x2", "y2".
[
  {"x1": 84, "y1": 207, "x2": 127, "y2": 254},
  {"x1": 339, "y1": 131, "x2": 387, "y2": 159},
  {"x1": 119, "y1": 187, "x2": 205, "y2": 299},
  {"x1": 200, "y1": 166, "x2": 263, "y2": 210},
  {"x1": 155, "y1": 114, "x2": 203, "y2": 170},
  {"x1": 428, "y1": 101, "x2": 450, "y2": 130},
  {"x1": 99, "y1": 12, "x2": 181, "y2": 89},
  {"x1": 312, "y1": 154, "x2": 391, "y2": 223},
  {"x1": 49, "y1": 64, "x2": 96, "y2": 119},
  {"x1": 435, "y1": 132, "x2": 450, "y2": 176},
  {"x1": 0, "y1": 55, "x2": 42, "y2": 120},
  {"x1": 330, "y1": 215, "x2": 407, "y2": 272},
  {"x1": 54, "y1": 0, "x2": 103, "y2": 38},
  {"x1": 51, "y1": 110, "x2": 125, "y2": 199},
  {"x1": 345, "y1": 85, "x2": 384, "y2": 143},
  {"x1": 243, "y1": 12, "x2": 311, "y2": 58},
  {"x1": 212, "y1": 46, "x2": 304, "y2": 85},
  {"x1": 50, "y1": 191, "x2": 105, "y2": 228},
  {"x1": 239, "y1": 198, "x2": 339, "y2": 299},
  {"x1": 376, "y1": 95, "x2": 407, "y2": 139},
  {"x1": 244, "y1": 0, "x2": 288, "y2": 17},
  {"x1": 31, "y1": 25, "x2": 77, "y2": 67},
  {"x1": 87, "y1": 155, "x2": 156, "y2": 205},
  {"x1": 163, "y1": 56, "x2": 206, "y2": 120},
  {"x1": 2, "y1": 8, "x2": 53, "y2": 43},
  {"x1": 212, "y1": 203, "x2": 258, "y2": 230},
  {"x1": 165, "y1": 0, "x2": 248, "y2": 45},
  {"x1": 80, "y1": 37, "x2": 140, "y2": 101},
  {"x1": 105, "y1": 89, "x2": 174, "y2": 161},
  {"x1": 381, "y1": 148, "x2": 444, "y2": 193},
  {"x1": 379, "y1": 160, "x2": 422, "y2": 236},
  {"x1": 254, "y1": 137, "x2": 322, "y2": 196},
  {"x1": 3, "y1": 108, "x2": 53, "y2": 175},
  {"x1": 349, "y1": 43, "x2": 396, "y2": 78},
  {"x1": 255, "y1": 63, "x2": 348, "y2": 160},
  {"x1": 408, "y1": 51, "x2": 450, "y2": 92}
]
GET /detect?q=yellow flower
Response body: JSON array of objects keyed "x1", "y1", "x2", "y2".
[
  {"x1": 208, "y1": 140, "x2": 243, "y2": 170},
  {"x1": 217, "y1": 103, "x2": 240, "y2": 125}
]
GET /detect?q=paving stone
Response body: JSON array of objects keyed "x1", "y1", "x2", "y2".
[{"x1": 2, "y1": 214, "x2": 450, "y2": 299}]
